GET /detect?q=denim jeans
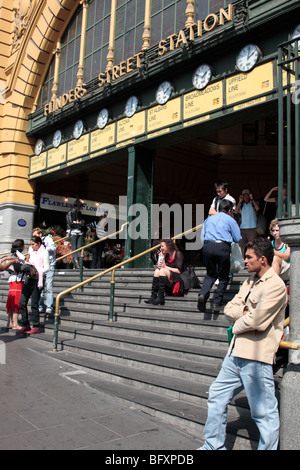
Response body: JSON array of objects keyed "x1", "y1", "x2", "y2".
[
  {"x1": 39, "y1": 264, "x2": 55, "y2": 311},
  {"x1": 71, "y1": 234, "x2": 83, "y2": 264},
  {"x1": 91, "y1": 241, "x2": 104, "y2": 269},
  {"x1": 202, "y1": 353, "x2": 279, "y2": 450},
  {"x1": 19, "y1": 278, "x2": 42, "y2": 328}
]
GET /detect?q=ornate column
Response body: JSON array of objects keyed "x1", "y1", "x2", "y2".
[
  {"x1": 76, "y1": 0, "x2": 88, "y2": 86},
  {"x1": 51, "y1": 41, "x2": 61, "y2": 101},
  {"x1": 106, "y1": 0, "x2": 117, "y2": 72},
  {"x1": 142, "y1": 0, "x2": 151, "y2": 50},
  {"x1": 185, "y1": 0, "x2": 195, "y2": 27},
  {"x1": 278, "y1": 219, "x2": 300, "y2": 449}
]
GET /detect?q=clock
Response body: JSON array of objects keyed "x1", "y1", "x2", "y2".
[
  {"x1": 193, "y1": 64, "x2": 213, "y2": 90},
  {"x1": 34, "y1": 138, "x2": 44, "y2": 156},
  {"x1": 97, "y1": 108, "x2": 109, "y2": 129},
  {"x1": 236, "y1": 44, "x2": 262, "y2": 72},
  {"x1": 156, "y1": 81, "x2": 174, "y2": 105},
  {"x1": 125, "y1": 96, "x2": 139, "y2": 118},
  {"x1": 53, "y1": 129, "x2": 62, "y2": 148},
  {"x1": 73, "y1": 119, "x2": 84, "y2": 139},
  {"x1": 292, "y1": 24, "x2": 300, "y2": 50}
]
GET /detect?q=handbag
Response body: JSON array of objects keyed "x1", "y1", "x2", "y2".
[
  {"x1": 256, "y1": 213, "x2": 267, "y2": 235},
  {"x1": 180, "y1": 266, "x2": 201, "y2": 292},
  {"x1": 256, "y1": 202, "x2": 267, "y2": 236},
  {"x1": 230, "y1": 242, "x2": 244, "y2": 274}
]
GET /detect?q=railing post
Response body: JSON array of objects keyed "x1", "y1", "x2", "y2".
[
  {"x1": 53, "y1": 310, "x2": 60, "y2": 352},
  {"x1": 80, "y1": 248, "x2": 84, "y2": 288},
  {"x1": 109, "y1": 269, "x2": 115, "y2": 322}
]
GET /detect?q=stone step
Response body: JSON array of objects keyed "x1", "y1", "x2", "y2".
[
  {"x1": 38, "y1": 315, "x2": 228, "y2": 365},
  {"x1": 36, "y1": 347, "x2": 259, "y2": 450}
]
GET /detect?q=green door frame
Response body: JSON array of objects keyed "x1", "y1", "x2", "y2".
[
  {"x1": 124, "y1": 145, "x2": 155, "y2": 267},
  {"x1": 278, "y1": 37, "x2": 300, "y2": 219}
]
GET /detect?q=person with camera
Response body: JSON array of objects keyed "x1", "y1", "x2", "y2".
[{"x1": 16, "y1": 236, "x2": 49, "y2": 335}]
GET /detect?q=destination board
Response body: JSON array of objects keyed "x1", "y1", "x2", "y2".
[
  {"x1": 147, "y1": 98, "x2": 181, "y2": 133},
  {"x1": 226, "y1": 62, "x2": 274, "y2": 106},
  {"x1": 90, "y1": 123, "x2": 116, "y2": 153},
  {"x1": 30, "y1": 152, "x2": 47, "y2": 174},
  {"x1": 67, "y1": 134, "x2": 89, "y2": 161},
  {"x1": 47, "y1": 143, "x2": 67, "y2": 168},
  {"x1": 184, "y1": 81, "x2": 223, "y2": 120},
  {"x1": 117, "y1": 111, "x2": 145, "y2": 143}
]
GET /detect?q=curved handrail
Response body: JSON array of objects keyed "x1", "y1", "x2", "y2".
[
  {"x1": 279, "y1": 318, "x2": 300, "y2": 350},
  {"x1": 52, "y1": 222, "x2": 204, "y2": 351}
]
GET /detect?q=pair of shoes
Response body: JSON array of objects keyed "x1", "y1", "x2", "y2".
[
  {"x1": 212, "y1": 303, "x2": 222, "y2": 312},
  {"x1": 27, "y1": 328, "x2": 40, "y2": 335},
  {"x1": 46, "y1": 308, "x2": 53, "y2": 314},
  {"x1": 197, "y1": 294, "x2": 206, "y2": 313},
  {"x1": 144, "y1": 297, "x2": 156, "y2": 304},
  {"x1": 16, "y1": 326, "x2": 31, "y2": 334}
]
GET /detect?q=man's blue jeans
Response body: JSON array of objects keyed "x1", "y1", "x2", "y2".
[
  {"x1": 39, "y1": 265, "x2": 55, "y2": 312},
  {"x1": 202, "y1": 353, "x2": 279, "y2": 450}
]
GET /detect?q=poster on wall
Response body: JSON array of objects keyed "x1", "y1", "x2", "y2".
[{"x1": 39, "y1": 193, "x2": 125, "y2": 220}]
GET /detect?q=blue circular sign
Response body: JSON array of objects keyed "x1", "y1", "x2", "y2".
[{"x1": 17, "y1": 219, "x2": 27, "y2": 227}]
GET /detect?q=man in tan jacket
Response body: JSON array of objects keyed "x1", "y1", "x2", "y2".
[{"x1": 200, "y1": 238, "x2": 287, "y2": 450}]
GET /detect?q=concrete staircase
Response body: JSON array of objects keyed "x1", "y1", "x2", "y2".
[{"x1": 0, "y1": 267, "x2": 284, "y2": 450}]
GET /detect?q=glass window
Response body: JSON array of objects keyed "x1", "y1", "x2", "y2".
[
  {"x1": 57, "y1": 6, "x2": 82, "y2": 95},
  {"x1": 114, "y1": 0, "x2": 145, "y2": 64},
  {"x1": 36, "y1": 56, "x2": 54, "y2": 109},
  {"x1": 84, "y1": 0, "x2": 110, "y2": 82},
  {"x1": 150, "y1": 0, "x2": 186, "y2": 46},
  {"x1": 195, "y1": 0, "x2": 231, "y2": 20}
]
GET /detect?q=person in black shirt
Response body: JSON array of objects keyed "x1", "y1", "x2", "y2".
[{"x1": 145, "y1": 239, "x2": 184, "y2": 305}]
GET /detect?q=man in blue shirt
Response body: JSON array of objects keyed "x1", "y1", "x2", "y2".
[{"x1": 198, "y1": 199, "x2": 242, "y2": 313}]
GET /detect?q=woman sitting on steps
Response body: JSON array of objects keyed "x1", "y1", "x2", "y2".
[{"x1": 145, "y1": 239, "x2": 184, "y2": 306}]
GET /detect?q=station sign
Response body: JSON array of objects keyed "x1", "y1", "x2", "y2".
[{"x1": 30, "y1": 60, "x2": 276, "y2": 178}]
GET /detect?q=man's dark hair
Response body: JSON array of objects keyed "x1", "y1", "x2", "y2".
[
  {"x1": 245, "y1": 238, "x2": 274, "y2": 266},
  {"x1": 218, "y1": 199, "x2": 233, "y2": 213},
  {"x1": 214, "y1": 180, "x2": 228, "y2": 190}
]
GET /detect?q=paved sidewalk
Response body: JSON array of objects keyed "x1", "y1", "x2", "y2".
[{"x1": 0, "y1": 328, "x2": 203, "y2": 451}]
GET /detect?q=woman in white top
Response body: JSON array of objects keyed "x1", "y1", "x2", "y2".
[{"x1": 16, "y1": 236, "x2": 49, "y2": 335}]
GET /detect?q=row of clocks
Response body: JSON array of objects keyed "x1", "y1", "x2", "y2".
[
  {"x1": 35, "y1": 26, "x2": 300, "y2": 156},
  {"x1": 35, "y1": 42, "x2": 262, "y2": 154}
]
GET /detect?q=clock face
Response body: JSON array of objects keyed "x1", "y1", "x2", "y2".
[
  {"x1": 53, "y1": 130, "x2": 62, "y2": 148},
  {"x1": 73, "y1": 120, "x2": 84, "y2": 139},
  {"x1": 193, "y1": 64, "x2": 213, "y2": 90},
  {"x1": 97, "y1": 108, "x2": 109, "y2": 129},
  {"x1": 34, "y1": 138, "x2": 44, "y2": 156},
  {"x1": 292, "y1": 25, "x2": 300, "y2": 50},
  {"x1": 236, "y1": 44, "x2": 261, "y2": 72},
  {"x1": 156, "y1": 81, "x2": 173, "y2": 105},
  {"x1": 125, "y1": 96, "x2": 139, "y2": 117}
]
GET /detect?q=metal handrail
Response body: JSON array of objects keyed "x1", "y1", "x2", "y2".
[
  {"x1": 52, "y1": 222, "x2": 204, "y2": 351},
  {"x1": 55, "y1": 223, "x2": 129, "y2": 283},
  {"x1": 279, "y1": 318, "x2": 300, "y2": 350}
]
